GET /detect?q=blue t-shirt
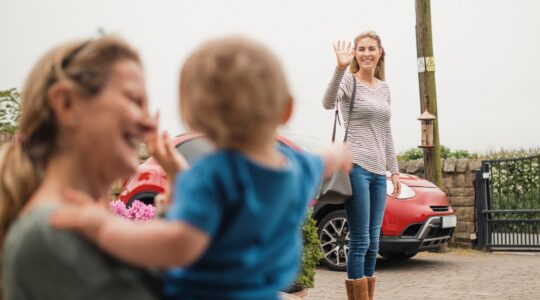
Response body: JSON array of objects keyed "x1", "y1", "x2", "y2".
[{"x1": 165, "y1": 146, "x2": 323, "y2": 300}]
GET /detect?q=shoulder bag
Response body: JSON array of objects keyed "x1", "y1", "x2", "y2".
[{"x1": 317, "y1": 77, "x2": 356, "y2": 204}]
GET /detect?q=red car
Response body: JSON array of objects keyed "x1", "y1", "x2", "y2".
[
  {"x1": 119, "y1": 133, "x2": 456, "y2": 272},
  {"x1": 313, "y1": 173, "x2": 455, "y2": 271},
  {"x1": 286, "y1": 134, "x2": 456, "y2": 271},
  {"x1": 119, "y1": 133, "x2": 301, "y2": 206}
]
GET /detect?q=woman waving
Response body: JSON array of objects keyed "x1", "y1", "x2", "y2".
[{"x1": 322, "y1": 31, "x2": 401, "y2": 300}]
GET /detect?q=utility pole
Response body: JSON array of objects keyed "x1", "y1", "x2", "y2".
[{"x1": 415, "y1": 0, "x2": 442, "y2": 188}]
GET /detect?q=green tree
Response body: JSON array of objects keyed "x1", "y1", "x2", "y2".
[
  {"x1": 440, "y1": 145, "x2": 451, "y2": 159},
  {"x1": 0, "y1": 88, "x2": 21, "y2": 133}
]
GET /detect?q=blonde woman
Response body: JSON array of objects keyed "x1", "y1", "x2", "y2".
[
  {"x1": 322, "y1": 31, "x2": 401, "y2": 300},
  {"x1": 0, "y1": 35, "x2": 160, "y2": 299}
]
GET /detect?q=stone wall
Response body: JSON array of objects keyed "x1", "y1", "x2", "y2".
[{"x1": 398, "y1": 158, "x2": 482, "y2": 248}]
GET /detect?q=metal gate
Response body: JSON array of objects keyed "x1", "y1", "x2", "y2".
[{"x1": 475, "y1": 155, "x2": 540, "y2": 250}]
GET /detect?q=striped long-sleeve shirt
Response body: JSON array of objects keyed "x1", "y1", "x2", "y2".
[{"x1": 322, "y1": 67, "x2": 399, "y2": 176}]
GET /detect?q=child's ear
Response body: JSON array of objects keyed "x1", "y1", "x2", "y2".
[{"x1": 281, "y1": 95, "x2": 294, "y2": 124}]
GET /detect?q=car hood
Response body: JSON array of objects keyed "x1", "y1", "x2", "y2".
[{"x1": 396, "y1": 173, "x2": 438, "y2": 188}]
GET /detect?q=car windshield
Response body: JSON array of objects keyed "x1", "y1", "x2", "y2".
[
  {"x1": 175, "y1": 137, "x2": 215, "y2": 163},
  {"x1": 177, "y1": 136, "x2": 297, "y2": 163},
  {"x1": 282, "y1": 134, "x2": 327, "y2": 153}
]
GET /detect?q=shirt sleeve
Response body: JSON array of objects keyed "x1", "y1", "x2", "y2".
[
  {"x1": 168, "y1": 165, "x2": 223, "y2": 238},
  {"x1": 322, "y1": 68, "x2": 350, "y2": 110},
  {"x1": 295, "y1": 151, "x2": 325, "y2": 199},
  {"x1": 385, "y1": 92, "x2": 399, "y2": 174}
]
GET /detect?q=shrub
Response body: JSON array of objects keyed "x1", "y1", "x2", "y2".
[
  {"x1": 397, "y1": 148, "x2": 423, "y2": 161},
  {"x1": 479, "y1": 148, "x2": 540, "y2": 212},
  {"x1": 0, "y1": 88, "x2": 21, "y2": 134},
  {"x1": 398, "y1": 145, "x2": 478, "y2": 161},
  {"x1": 479, "y1": 147, "x2": 540, "y2": 160},
  {"x1": 291, "y1": 208, "x2": 323, "y2": 291},
  {"x1": 451, "y1": 149, "x2": 478, "y2": 159}
]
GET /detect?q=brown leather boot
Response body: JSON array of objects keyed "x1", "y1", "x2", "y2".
[
  {"x1": 345, "y1": 279, "x2": 355, "y2": 300},
  {"x1": 366, "y1": 276, "x2": 376, "y2": 300},
  {"x1": 345, "y1": 278, "x2": 369, "y2": 300}
]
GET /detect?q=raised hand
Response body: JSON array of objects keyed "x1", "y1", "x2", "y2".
[
  {"x1": 333, "y1": 40, "x2": 354, "y2": 70},
  {"x1": 146, "y1": 112, "x2": 189, "y2": 177}
]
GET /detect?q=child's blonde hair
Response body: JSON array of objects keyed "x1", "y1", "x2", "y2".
[{"x1": 179, "y1": 37, "x2": 290, "y2": 149}]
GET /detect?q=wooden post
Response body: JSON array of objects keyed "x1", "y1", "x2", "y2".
[{"x1": 415, "y1": 0, "x2": 442, "y2": 188}]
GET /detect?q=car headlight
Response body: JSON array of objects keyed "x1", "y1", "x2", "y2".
[{"x1": 386, "y1": 181, "x2": 416, "y2": 199}]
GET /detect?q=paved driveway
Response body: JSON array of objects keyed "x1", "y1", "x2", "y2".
[{"x1": 307, "y1": 249, "x2": 540, "y2": 300}]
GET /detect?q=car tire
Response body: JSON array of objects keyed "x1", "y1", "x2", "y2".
[
  {"x1": 318, "y1": 209, "x2": 349, "y2": 272},
  {"x1": 126, "y1": 192, "x2": 158, "y2": 207},
  {"x1": 381, "y1": 252, "x2": 417, "y2": 260}
]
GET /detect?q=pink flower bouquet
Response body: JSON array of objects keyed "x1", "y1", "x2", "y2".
[{"x1": 110, "y1": 200, "x2": 155, "y2": 222}]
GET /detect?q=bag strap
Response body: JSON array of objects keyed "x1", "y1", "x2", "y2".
[
  {"x1": 331, "y1": 77, "x2": 356, "y2": 143},
  {"x1": 331, "y1": 104, "x2": 341, "y2": 142}
]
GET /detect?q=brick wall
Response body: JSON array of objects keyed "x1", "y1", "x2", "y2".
[{"x1": 398, "y1": 158, "x2": 482, "y2": 248}]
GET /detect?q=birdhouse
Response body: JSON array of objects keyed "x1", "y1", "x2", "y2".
[{"x1": 417, "y1": 109, "x2": 436, "y2": 148}]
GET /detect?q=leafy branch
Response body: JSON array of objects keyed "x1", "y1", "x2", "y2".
[{"x1": 0, "y1": 88, "x2": 21, "y2": 134}]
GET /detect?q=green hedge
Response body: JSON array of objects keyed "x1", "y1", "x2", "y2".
[
  {"x1": 398, "y1": 145, "x2": 478, "y2": 161},
  {"x1": 486, "y1": 154, "x2": 539, "y2": 217}
]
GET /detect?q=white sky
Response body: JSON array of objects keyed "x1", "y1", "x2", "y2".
[{"x1": 1, "y1": 0, "x2": 539, "y2": 153}]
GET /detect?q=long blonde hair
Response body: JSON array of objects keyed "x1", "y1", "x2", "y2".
[
  {"x1": 349, "y1": 31, "x2": 386, "y2": 80},
  {"x1": 0, "y1": 35, "x2": 140, "y2": 293}
]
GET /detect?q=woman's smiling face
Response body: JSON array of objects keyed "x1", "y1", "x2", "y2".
[
  {"x1": 72, "y1": 59, "x2": 154, "y2": 181},
  {"x1": 354, "y1": 37, "x2": 382, "y2": 72}
]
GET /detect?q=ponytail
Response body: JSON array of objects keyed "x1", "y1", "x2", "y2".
[{"x1": 0, "y1": 140, "x2": 43, "y2": 297}]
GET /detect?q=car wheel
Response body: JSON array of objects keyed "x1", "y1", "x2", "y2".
[
  {"x1": 126, "y1": 192, "x2": 157, "y2": 207},
  {"x1": 381, "y1": 252, "x2": 417, "y2": 260},
  {"x1": 318, "y1": 209, "x2": 349, "y2": 272}
]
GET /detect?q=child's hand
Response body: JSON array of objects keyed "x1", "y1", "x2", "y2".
[
  {"x1": 334, "y1": 143, "x2": 353, "y2": 174},
  {"x1": 319, "y1": 143, "x2": 352, "y2": 177},
  {"x1": 49, "y1": 189, "x2": 111, "y2": 242},
  {"x1": 146, "y1": 112, "x2": 189, "y2": 176},
  {"x1": 154, "y1": 175, "x2": 175, "y2": 216},
  {"x1": 154, "y1": 192, "x2": 171, "y2": 217}
]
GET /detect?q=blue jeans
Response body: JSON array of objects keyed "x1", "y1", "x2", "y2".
[{"x1": 345, "y1": 164, "x2": 387, "y2": 279}]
